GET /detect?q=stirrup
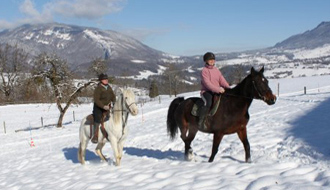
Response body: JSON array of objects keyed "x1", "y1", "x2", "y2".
[{"x1": 91, "y1": 136, "x2": 98, "y2": 143}]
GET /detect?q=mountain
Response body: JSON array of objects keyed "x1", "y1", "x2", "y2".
[
  {"x1": 215, "y1": 21, "x2": 330, "y2": 79},
  {"x1": 0, "y1": 23, "x2": 199, "y2": 77},
  {"x1": 274, "y1": 22, "x2": 330, "y2": 49},
  {"x1": 1, "y1": 22, "x2": 330, "y2": 82}
]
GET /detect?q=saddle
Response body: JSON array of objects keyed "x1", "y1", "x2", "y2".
[
  {"x1": 85, "y1": 110, "x2": 111, "y2": 142},
  {"x1": 191, "y1": 94, "x2": 221, "y2": 117}
]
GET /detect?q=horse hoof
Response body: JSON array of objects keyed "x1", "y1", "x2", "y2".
[{"x1": 185, "y1": 149, "x2": 194, "y2": 161}]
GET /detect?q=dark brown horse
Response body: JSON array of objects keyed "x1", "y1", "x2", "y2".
[{"x1": 166, "y1": 67, "x2": 276, "y2": 163}]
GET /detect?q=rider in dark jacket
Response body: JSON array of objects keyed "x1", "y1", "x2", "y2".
[{"x1": 91, "y1": 73, "x2": 116, "y2": 143}]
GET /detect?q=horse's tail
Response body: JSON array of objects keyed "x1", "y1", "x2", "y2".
[{"x1": 167, "y1": 97, "x2": 185, "y2": 140}]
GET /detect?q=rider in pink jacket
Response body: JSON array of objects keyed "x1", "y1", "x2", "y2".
[{"x1": 198, "y1": 52, "x2": 230, "y2": 129}]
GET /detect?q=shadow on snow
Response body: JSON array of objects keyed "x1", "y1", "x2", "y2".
[
  {"x1": 289, "y1": 96, "x2": 330, "y2": 159},
  {"x1": 124, "y1": 147, "x2": 183, "y2": 160},
  {"x1": 62, "y1": 147, "x2": 183, "y2": 163},
  {"x1": 63, "y1": 147, "x2": 98, "y2": 163}
]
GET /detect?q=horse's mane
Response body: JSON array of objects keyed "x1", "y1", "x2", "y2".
[
  {"x1": 113, "y1": 89, "x2": 124, "y2": 125},
  {"x1": 112, "y1": 88, "x2": 135, "y2": 125},
  {"x1": 225, "y1": 73, "x2": 252, "y2": 97}
]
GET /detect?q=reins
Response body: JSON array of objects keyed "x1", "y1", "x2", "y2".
[
  {"x1": 222, "y1": 80, "x2": 263, "y2": 100},
  {"x1": 223, "y1": 92, "x2": 253, "y2": 100},
  {"x1": 108, "y1": 92, "x2": 137, "y2": 140}
]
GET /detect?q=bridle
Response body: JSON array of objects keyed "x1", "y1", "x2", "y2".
[
  {"x1": 223, "y1": 78, "x2": 267, "y2": 101},
  {"x1": 113, "y1": 93, "x2": 137, "y2": 113},
  {"x1": 252, "y1": 80, "x2": 266, "y2": 101},
  {"x1": 112, "y1": 92, "x2": 137, "y2": 135}
]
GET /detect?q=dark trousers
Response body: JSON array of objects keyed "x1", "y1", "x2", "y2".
[
  {"x1": 92, "y1": 103, "x2": 103, "y2": 123},
  {"x1": 201, "y1": 91, "x2": 213, "y2": 109}
]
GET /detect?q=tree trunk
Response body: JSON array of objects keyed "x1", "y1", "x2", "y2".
[{"x1": 57, "y1": 111, "x2": 65, "y2": 128}]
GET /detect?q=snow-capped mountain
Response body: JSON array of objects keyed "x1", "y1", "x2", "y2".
[
  {"x1": 215, "y1": 21, "x2": 330, "y2": 79},
  {"x1": 0, "y1": 23, "x2": 198, "y2": 77},
  {"x1": 275, "y1": 22, "x2": 330, "y2": 49},
  {"x1": 1, "y1": 22, "x2": 330, "y2": 81}
]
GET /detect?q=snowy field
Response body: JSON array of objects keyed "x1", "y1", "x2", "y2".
[{"x1": 1, "y1": 75, "x2": 330, "y2": 189}]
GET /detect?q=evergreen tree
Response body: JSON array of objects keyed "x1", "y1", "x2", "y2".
[{"x1": 149, "y1": 80, "x2": 159, "y2": 98}]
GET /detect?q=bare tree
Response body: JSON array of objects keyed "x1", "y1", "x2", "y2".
[
  {"x1": 0, "y1": 44, "x2": 28, "y2": 101},
  {"x1": 32, "y1": 53, "x2": 97, "y2": 127},
  {"x1": 162, "y1": 64, "x2": 184, "y2": 97},
  {"x1": 88, "y1": 57, "x2": 107, "y2": 77},
  {"x1": 232, "y1": 64, "x2": 247, "y2": 83}
]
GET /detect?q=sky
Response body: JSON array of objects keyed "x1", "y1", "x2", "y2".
[{"x1": 0, "y1": 0, "x2": 330, "y2": 56}]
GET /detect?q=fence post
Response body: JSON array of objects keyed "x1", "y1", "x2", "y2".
[
  {"x1": 3, "y1": 121, "x2": 6, "y2": 134},
  {"x1": 73, "y1": 111, "x2": 76, "y2": 122},
  {"x1": 159, "y1": 96, "x2": 161, "y2": 104},
  {"x1": 41, "y1": 117, "x2": 44, "y2": 128},
  {"x1": 277, "y1": 83, "x2": 280, "y2": 97},
  {"x1": 304, "y1": 86, "x2": 306, "y2": 95}
]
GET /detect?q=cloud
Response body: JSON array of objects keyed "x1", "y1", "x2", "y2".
[
  {"x1": 0, "y1": 0, "x2": 53, "y2": 30},
  {"x1": 0, "y1": 20, "x2": 15, "y2": 30},
  {"x1": 0, "y1": 0, "x2": 126, "y2": 30},
  {"x1": 49, "y1": 0, "x2": 126, "y2": 19},
  {"x1": 19, "y1": 0, "x2": 42, "y2": 18}
]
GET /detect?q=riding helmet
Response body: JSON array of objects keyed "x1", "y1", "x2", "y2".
[
  {"x1": 98, "y1": 73, "x2": 108, "y2": 80},
  {"x1": 203, "y1": 52, "x2": 216, "y2": 62}
]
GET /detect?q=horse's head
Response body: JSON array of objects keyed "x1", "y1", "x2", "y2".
[
  {"x1": 250, "y1": 66, "x2": 276, "y2": 105},
  {"x1": 123, "y1": 89, "x2": 139, "y2": 116}
]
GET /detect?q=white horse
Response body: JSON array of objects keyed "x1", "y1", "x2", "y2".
[{"x1": 78, "y1": 88, "x2": 138, "y2": 166}]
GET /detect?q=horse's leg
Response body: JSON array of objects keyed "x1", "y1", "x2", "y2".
[
  {"x1": 180, "y1": 124, "x2": 198, "y2": 161},
  {"x1": 237, "y1": 128, "x2": 251, "y2": 163},
  {"x1": 108, "y1": 137, "x2": 121, "y2": 166},
  {"x1": 208, "y1": 132, "x2": 224, "y2": 162},
  {"x1": 79, "y1": 138, "x2": 88, "y2": 165},
  {"x1": 95, "y1": 141, "x2": 107, "y2": 162},
  {"x1": 116, "y1": 141, "x2": 125, "y2": 166},
  {"x1": 78, "y1": 143, "x2": 82, "y2": 163}
]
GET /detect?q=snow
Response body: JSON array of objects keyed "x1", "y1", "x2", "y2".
[
  {"x1": 24, "y1": 33, "x2": 34, "y2": 40},
  {"x1": 83, "y1": 29, "x2": 114, "y2": 53},
  {"x1": 218, "y1": 54, "x2": 289, "y2": 66},
  {"x1": 36, "y1": 39, "x2": 49, "y2": 44},
  {"x1": 289, "y1": 44, "x2": 330, "y2": 59},
  {"x1": 162, "y1": 53, "x2": 181, "y2": 59},
  {"x1": 160, "y1": 58, "x2": 185, "y2": 64},
  {"x1": 121, "y1": 65, "x2": 167, "y2": 80},
  {"x1": 131, "y1": 60, "x2": 146, "y2": 64},
  {"x1": 264, "y1": 65, "x2": 330, "y2": 78},
  {"x1": 43, "y1": 29, "x2": 71, "y2": 41},
  {"x1": 1, "y1": 75, "x2": 330, "y2": 189}
]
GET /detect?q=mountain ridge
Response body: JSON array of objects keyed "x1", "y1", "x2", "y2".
[
  {"x1": 0, "y1": 22, "x2": 198, "y2": 77},
  {"x1": 1, "y1": 21, "x2": 330, "y2": 81}
]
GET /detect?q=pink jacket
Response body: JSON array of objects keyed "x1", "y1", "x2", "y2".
[{"x1": 201, "y1": 64, "x2": 230, "y2": 94}]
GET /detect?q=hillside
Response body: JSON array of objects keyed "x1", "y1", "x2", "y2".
[
  {"x1": 274, "y1": 21, "x2": 330, "y2": 49},
  {"x1": 1, "y1": 22, "x2": 330, "y2": 81},
  {"x1": 217, "y1": 22, "x2": 330, "y2": 79},
  {"x1": 0, "y1": 23, "x2": 199, "y2": 77}
]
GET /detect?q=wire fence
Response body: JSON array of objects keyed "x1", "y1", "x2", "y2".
[
  {"x1": 0, "y1": 95, "x2": 165, "y2": 134},
  {"x1": 3, "y1": 83, "x2": 326, "y2": 135}
]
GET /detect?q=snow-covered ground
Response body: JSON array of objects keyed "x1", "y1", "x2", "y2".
[{"x1": 1, "y1": 75, "x2": 330, "y2": 189}]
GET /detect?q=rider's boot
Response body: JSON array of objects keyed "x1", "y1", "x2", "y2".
[
  {"x1": 198, "y1": 106, "x2": 209, "y2": 130},
  {"x1": 91, "y1": 122, "x2": 100, "y2": 144}
]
